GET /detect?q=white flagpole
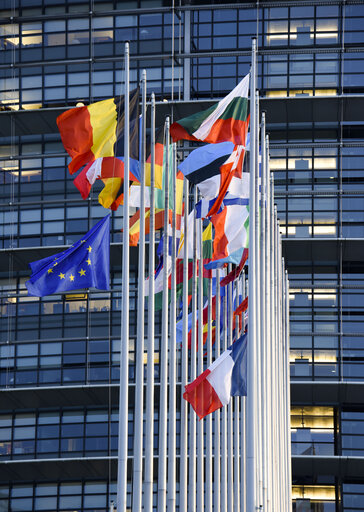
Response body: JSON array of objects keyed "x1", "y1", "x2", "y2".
[
  {"x1": 206, "y1": 274, "x2": 213, "y2": 511},
  {"x1": 132, "y1": 68, "x2": 146, "y2": 512},
  {"x1": 197, "y1": 214, "x2": 204, "y2": 512},
  {"x1": 158, "y1": 118, "x2": 170, "y2": 511},
  {"x1": 188, "y1": 186, "x2": 198, "y2": 512},
  {"x1": 260, "y1": 111, "x2": 268, "y2": 512},
  {"x1": 167, "y1": 142, "x2": 177, "y2": 512},
  {"x1": 240, "y1": 269, "x2": 246, "y2": 512},
  {"x1": 265, "y1": 135, "x2": 272, "y2": 512},
  {"x1": 214, "y1": 269, "x2": 221, "y2": 512},
  {"x1": 285, "y1": 269, "x2": 292, "y2": 512},
  {"x1": 234, "y1": 280, "x2": 241, "y2": 512},
  {"x1": 254, "y1": 90, "x2": 263, "y2": 509},
  {"x1": 273, "y1": 206, "x2": 279, "y2": 510},
  {"x1": 221, "y1": 290, "x2": 228, "y2": 511},
  {"x1": 246, "y1": 37, "x2": 257, "y2": 512},
  {"x1": 144, "y1": 92, "x2": 156, "y2": 512},
  {"x1": 227, "y1": 267, "x2": 234, "y2": 512},
  {"x1": 117, "y1": 41, "x2": 130, "y2": 512},
  {"x1": 179, "y1": 176, "x2": 189, "y2": 512}
]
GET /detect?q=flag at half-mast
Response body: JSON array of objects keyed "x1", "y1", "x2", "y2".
[
  {"x1": 170, "y1": 74, "x2": 249, "y2": 145},
  {"x1": 57, "y1": 89, "x2": 140, "y2": 210},
  {"x1": 25, "y1": 215, "x2": 110, "y2": 297},
  {"x1": 183, "y1": 332, "x2": 248, "y2": 419}
]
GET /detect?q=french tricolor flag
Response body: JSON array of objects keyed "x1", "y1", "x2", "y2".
[{"x1": 183, "y1": 333, "x2": 247, "y2": 420}]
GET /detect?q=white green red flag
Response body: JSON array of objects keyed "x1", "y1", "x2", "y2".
[{"x1": 170, "y1": 74, "x2": 250, "y2": 145}]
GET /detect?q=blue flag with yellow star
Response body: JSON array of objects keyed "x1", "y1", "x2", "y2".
[{"x1": 25, "y1": 215, "x2": 110, "y2": 297}]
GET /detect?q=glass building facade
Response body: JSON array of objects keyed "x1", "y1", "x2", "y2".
[{"x1": 0, "y1": 0, "x2": 363, "y2": 510}]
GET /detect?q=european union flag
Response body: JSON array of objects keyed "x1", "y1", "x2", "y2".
[{"x1": 26, "y1": 215, "x2": 110, "y2": 297}]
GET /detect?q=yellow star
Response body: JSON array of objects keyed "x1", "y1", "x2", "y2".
[
  {"x1": 78, "y1": 269, "x2": 86, "y2": 276},
  {"x1": 81, "y1": 240, "x2": 86, "y2": 243},
  {"x1": 69, "y1": 274, "x2": 75, "y2": 282},
  {"x1": 53, "y1": 262, "x2": 58, "y2": 267},
  {"x1": 86, "y1": 258, "x2": 91, "y2": 266},
  {"x1": 87, "y1": 246, "x2": 92, "y2": 253},
  {"x1": 59, "y1": 273, "x2": 65, "y2": 280},
  {"x1": 47, "y1": 268, "x2": 53, "y2": 274}
]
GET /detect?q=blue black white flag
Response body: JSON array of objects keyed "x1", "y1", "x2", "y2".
[{"x1": 26, "y1": 215, "x2": 110, "y2": 297}]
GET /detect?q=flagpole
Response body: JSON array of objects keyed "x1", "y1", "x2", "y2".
[
  {"x1": 214, "y1": 268, "x2": 221, "y2": 512},
  {"x1": 254, "y1": 89, "x2": 263, "y2": 509},
  {"x1": 144, "y1": 92, "x2": 156, "y2": 512},
  {"x1": 179, "y1": 176, "x2": 189, "y2": 512},
  {"x1": 265, "y1": 135, "x2": 272, "y2": 512},
  {"x1": 273, "y1": 205, "x2": 279, "y2": 511},
  {"x1": 227, "y1": 266, "x2": 234, "y2": 512},
  {"x1": 197, "y1": 212, "x2": 204, "y2": 512},
  {"x1": 234, "y1": 279, "x2": 241, "y2": 512},
  {"x1": 206, "y1": 274, "x2": 213, "y2": 512},
  {"x1": 221, "y1": 289, "x2": 228, "y2": 511},
  {"x1": 132, "y1": 68, "x2": 146, "y2": 512},
  {"x1": 158, "y1": 117, "x2": 170, "y2": 511},
  {"x1": 246, "y1": 37, "x2": 257, "y2": 512},
  {"x1": 117, "y1": 41, "x2": 130, "y2": 512},
  {"x1": 260, "y1": 110, "x2": 268, "y2": 512},
  {"x1": 270, "y1": 173, "x2": 277, "y2": 511},
  {"x1": 167, "y1": 142, "x2": 177, "y2": 511},
  {"x1": 188, "y1": 185, "x2": 198, "y2": 512},
  {"x1": 240, "y1": 269, "x2": 246, "y2": 512},
  {"x1": 285, "y1": 269, "x2": 292, "y2": 512}
]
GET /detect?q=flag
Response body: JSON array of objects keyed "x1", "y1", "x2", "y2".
[
  {"x1": 205, "y1": 204, "x2": 249, "y2": 269},
  {"x1": 25, "y1": 216, "x2": 110, "y2": 297},
  {"x1": 183, "y1": 332, "x2": 248, "y2": 419},
  {"x1": 206, "y1": 144, "x2": 246, "y2": 216},
  {"x1": 57, "y1": 88, "x2": 139, "y2": 175},
  {"x1": 129, "y1": 171, "x2": 184, "y2": 246},
  {"x1": 129, "y1": 208, "x2": 171, "y2": 247},
  {"x1": 178, "y1": 142, "x2": 234, "y2": 185},
  {"x1": 170, "y1": 74, "x2": 249, "y2": 145},
  {"x1": 73, "y1": 157, "x2": 140, "y2": 210},
  {"x1": 220, "y1": 249, "x2": 249, "y2": 287}
]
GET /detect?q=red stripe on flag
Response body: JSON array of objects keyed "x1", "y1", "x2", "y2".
[
  {"x1": 211, "y1": 208, "x2": 229, "y2": 261},
  {"x1": 57, "y1": 106, "x2": 94, "y2": 174},
  {"x1": 183, "y1": 368, "x2": 223, "y2": 420},
  {"x1": 220, "y1": 248, "x2": 249, "y2": 287}
]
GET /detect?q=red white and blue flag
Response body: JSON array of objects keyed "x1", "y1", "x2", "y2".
[{"x1": 183, "y1": 332, "x2": 247, "y2": 419}]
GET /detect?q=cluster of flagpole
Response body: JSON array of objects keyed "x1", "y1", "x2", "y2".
[{"x1": 116, "y1": 39, "x2": 292, "y2": 512}]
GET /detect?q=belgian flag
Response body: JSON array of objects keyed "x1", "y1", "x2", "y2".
[{"x1": 57, "y1": 88, "x2": 140, "y2": 175}]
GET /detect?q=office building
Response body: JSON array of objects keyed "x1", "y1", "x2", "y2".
[{"x1": 0, "y1": 0, "x2": 364, "y2": 510}]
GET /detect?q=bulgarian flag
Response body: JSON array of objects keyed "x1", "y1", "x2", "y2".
[{"x1": 170, "y1": 74, "x2": 249, "y2": 145}]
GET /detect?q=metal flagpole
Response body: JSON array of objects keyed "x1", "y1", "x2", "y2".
[
  {"x1": 273, "y1": 206, "x2": 279, "y2": 510},
  {"x1": 206, "y1": 274, "x2": 213, "y2": 511},
  {"x1": 214, "y1": 268, "x2": 221, "y2": 512},
  {"x1": 281, "y1": 257, "x2": 288, "y2": 512},
  {"x1": 167, "y1": 142, "x2": 177, "y2": 512},
  {"x1": 254, "y1": 90, "x2": 262, "y2": 510},
  {"x1": 240, "y1": 269, "x2": 246, "y2": 512},
  {"x1": 221, "y1": 290, "x2": 228, "y2": 511},
  {"x1": 285, "y1": 269, "x2": 292, "y2": 511},
  {"x1": 132, "y1": 68, "x2": 146, "y2": 512},
  {"x1": 234, "y1": 279, "x2": 240, "y2": 512},
  {"x1": 246, "y1": 37, "x2": 257, "y2": 512},
  {"x1": 144, "y1": 92, "x2": 156, "y2": 512},
  {"x1": 227, "y1": 266, "x2": 234, "y2": 512},
  {"x1": 117, "y1": 41, "x2": 130, "y2": 512},
  {"x1": 158, "y1": 118, "x2": 170, "y2": 511},
  {"x1": 197, "y1": 214, "x2": 204, "y2": 512},
  {"x1": 188, "y1": 186, "x2": 198, "y2": 512},
  {"x1": 260, "y1": 110, "x2": 268, "y2": 512},
  {"x1": 179, "y1": 176, "x2": 189, "y2": 512},
  {"x1": 265, "y1": 135, "x2": 272, "y2": 512}
]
